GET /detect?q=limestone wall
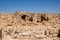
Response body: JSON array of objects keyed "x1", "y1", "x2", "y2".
[{"x1": 0, "y1": 12, "x2": 60, "y2": 40}]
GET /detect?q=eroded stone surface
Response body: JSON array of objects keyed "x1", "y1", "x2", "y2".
[{"x1": 0, "y1": 12, "x2": 60, "y2": 40}]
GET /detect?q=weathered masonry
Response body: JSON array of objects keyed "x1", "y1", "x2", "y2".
[{"x1": 0, "y1": 12, "x2": 60, "y2": 40}]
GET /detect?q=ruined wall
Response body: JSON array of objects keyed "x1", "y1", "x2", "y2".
[{"x1": 0, "y1": 12, "x2": 60, "y2": 40}]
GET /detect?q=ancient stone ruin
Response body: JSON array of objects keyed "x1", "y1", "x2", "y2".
[{"x1": 0, "y1": 12, "x2": 60, "y2": 40}]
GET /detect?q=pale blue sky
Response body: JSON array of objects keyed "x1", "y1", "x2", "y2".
[{"x1": 0, "y1": 0, "x2": 60, "y2": 13}]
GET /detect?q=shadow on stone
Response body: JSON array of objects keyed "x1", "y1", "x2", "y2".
[{"x1": 0, "y1": 29, "x2": 2, "y2": 40}]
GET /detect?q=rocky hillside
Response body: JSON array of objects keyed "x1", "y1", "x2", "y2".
[{"x1": 0, "y1": 12, "x2": 60, "y2": 40}]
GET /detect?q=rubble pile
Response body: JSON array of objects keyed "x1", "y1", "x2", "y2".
[{"x1": 0, "y1": 12, "x2": 60, "y2": 40}]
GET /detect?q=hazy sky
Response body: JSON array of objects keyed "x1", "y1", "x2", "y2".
[{"x1": 0, "y1": 0, "x2": 60, "y2": 13}]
